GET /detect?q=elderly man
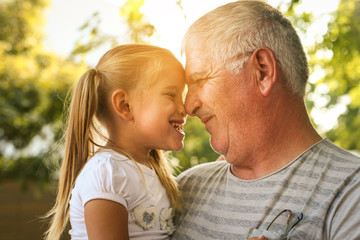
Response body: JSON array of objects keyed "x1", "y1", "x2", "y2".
[{"x1": 173, "y1": 1, "x2": 360, "y2": 239}]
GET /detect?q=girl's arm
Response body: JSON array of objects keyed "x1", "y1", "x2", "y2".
[{"x1": 85, "y1": 199, "x2": 129, "y2": 240}]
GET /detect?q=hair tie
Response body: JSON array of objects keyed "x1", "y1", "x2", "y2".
[{"x1": 94, "y1": 68, "x2": 99, "y2": 75}]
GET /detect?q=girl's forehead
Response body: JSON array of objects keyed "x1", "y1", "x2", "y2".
[
  {"x1": 156, "y1": 69, "x2": 185, "y2": 86},
  {"x1": 145, "y1": 62, "x2": 184, "y2": 81}
]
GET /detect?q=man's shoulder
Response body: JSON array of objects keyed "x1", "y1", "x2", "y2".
[
  {"x1": 304, "y1": 139, "x2": 360, "y2": 188},
  {"x1": 315, "y1": 139, "x2": 360, "y2": 165}
]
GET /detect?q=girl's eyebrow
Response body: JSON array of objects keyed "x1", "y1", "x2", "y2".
[{"x1": 162, "y1": 85, "x2": 178, "y2": 91}]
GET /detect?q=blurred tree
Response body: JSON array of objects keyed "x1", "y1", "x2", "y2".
[
  {"x1": 0, "y1": 0, "x2": 87, "y2": 188},
  {"x1": 70, "y1": 11, "x2": 120, "y2": 61},
  {"x1": 272, "y1": 0, "x2": 360, "y2": 154},
  {"x1": 70, "y1": 0, "x2": 157, "y2": 60},
  {"x1": 309, "y1": 0, "x2": 360, "y2": 151},
  {"x1": 278, "y1": 0, "x2": 360, "y2": 154},
  {"x1": 120, "y1": 0, "x2": 155, "y2": 43},
  {"x1": 1, "y1": 0, "x2": 359, "y2": 187}
]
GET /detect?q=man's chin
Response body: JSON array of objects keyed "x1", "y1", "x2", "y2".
[{"x1": 210, "y1": 137, "x2": 227, "y2": 156}]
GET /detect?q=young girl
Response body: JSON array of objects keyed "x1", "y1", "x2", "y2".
[{"x1": 44, "y1": 44, "x2": 186, "y2": 240}]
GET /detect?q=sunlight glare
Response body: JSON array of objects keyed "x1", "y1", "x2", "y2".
[
  {"x1": 142, "y1": 0, "x2": 234, "y2": 59},
  {"x1": 295, "y1": 0, "x2": 340, "y2": 15}
]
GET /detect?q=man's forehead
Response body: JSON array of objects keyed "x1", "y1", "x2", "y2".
[
  {"x1": 185, "y1": 51, "x2": 210, "y2": 71},
  {"x1": 184, "y1": 40, "x2": 216, "y2": 80},
  {"x1": 185, "y1": 54, "x2": 215, "y2": 81},
  {"x1": 184, "y1": 39, "x2": 209, "y2": 63}
]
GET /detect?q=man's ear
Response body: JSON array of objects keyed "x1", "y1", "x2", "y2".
[
  {"x1": 111, "y1": 89, "x2": 133, "y2": 121},
  {"x1": 252, "y1": 47, "x2": 277, "y2": 96}
]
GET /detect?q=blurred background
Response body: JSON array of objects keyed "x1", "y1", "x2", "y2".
[{"x1": 0, "y1": 0, "x2": 359, "y2": 239}]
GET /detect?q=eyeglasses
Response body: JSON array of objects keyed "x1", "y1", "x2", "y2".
[{"x1": 247, "y1": 209, "x2": 303, "y2": 239}]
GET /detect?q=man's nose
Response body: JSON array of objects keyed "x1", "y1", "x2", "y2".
[
  {"x1": 177, "y1": 99, "x2": 186, "y2": 117},
  {"x1": 185, "y1": 89, "x2": 201, "y2": 116}
]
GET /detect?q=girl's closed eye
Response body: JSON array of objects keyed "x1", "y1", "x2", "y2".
[{"x1": 165, "y1": 92, "x2": 176, "y2": 98}]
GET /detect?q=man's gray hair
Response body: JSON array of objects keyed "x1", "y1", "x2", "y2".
[{"x1": 182, "y1": 0, "x2": 309, "y2": 96}]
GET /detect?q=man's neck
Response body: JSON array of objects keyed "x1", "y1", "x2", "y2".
[{"x1": 230, "y1": 97, "x2": 322, "y2": 180}]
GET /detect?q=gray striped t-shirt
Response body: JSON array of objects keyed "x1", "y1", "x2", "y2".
[{"x1": 172, "y1": 139, "x2": 360, "y2": 240}]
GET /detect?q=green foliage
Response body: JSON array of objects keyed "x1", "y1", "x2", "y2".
[
  {"x1": 311, "y1": 0, "x2": 360, "y2": 150},
  {"x1": 0, "y1": 0, "x2": 47, "y2": 54},
  {"x1": 120, "y1": 0, "x2": 155, "y2": 43},
  {"x1": 0, "y1": 0, "x2": 87, "y2": 188},
  {"x1": 275, "y1": 0, "x2": 360, "y2": 153},
  {"x1": 1, "y1": 0, "x2": 359, "y2": 187},
  {"x1": 70, "y1": 12, "x2": 119, "y2": 60}
]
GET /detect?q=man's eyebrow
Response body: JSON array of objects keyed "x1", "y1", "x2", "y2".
[{"x1": 187, "y1": 71, "x2": 209, "y2": 83}]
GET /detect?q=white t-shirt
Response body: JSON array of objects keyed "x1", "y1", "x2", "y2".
[{"x1": 69, "y1": 149, "x2": 175, "y2": 240}]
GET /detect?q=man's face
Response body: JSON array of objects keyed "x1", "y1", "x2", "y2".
[
  {"x1": 184, "y1": 40, "x2": 256, "y2": 161},
  {"x1": 185, "y1": 42, "x2": 246, "y2": 159}
]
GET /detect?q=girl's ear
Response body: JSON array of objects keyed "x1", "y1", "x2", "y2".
[
  {"x1": 111, "y1": 89, "x2": 133, "y2": 121},
  {"x1": 252, "y1": 47, "x2": 277, "y2": 96}
]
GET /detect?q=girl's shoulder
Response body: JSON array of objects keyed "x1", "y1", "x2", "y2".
[
  {"x1": 75, "y1": 150, "x2": 134, "y2": 189},
  {"x1": 83, "y1": 149, "x2": 131, "y2": 172},
  {"x1": 84, "y1": 149, "x2": 155, "y2": 176},
  {"x1": 92, "y1": 148, "x2": 129, "y2": 162}
]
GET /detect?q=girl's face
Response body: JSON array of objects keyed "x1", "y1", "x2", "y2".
[{"x1": 131, "y1": 65, "x2": 186, "y2": 152}]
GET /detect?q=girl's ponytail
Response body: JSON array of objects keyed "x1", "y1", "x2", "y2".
[{"x1": 44, "y1": 69, "x2": 99, "y2": 240}]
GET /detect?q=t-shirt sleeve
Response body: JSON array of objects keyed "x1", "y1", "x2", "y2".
[
  {"x1": 327, "y1": 178, "x2": 360, "y2": 240},
  {"x1": 77, "y1": 159, "x2": 130, "y2": 209}
]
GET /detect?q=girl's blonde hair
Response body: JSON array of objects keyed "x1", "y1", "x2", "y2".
[{"x1": 44, "y1": 44, "x2": 183, "y2": 240}]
